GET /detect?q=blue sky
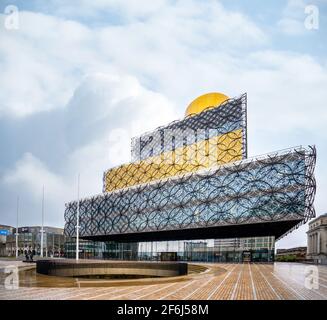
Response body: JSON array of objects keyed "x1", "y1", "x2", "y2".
[{"x1": 0, "y1": 0, "x2": 326, "y2": 248}]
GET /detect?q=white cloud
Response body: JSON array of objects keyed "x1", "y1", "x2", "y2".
[
  {"x1": 277, "y1": 0, "x2": 308, "y2": 35},
  {"x1": 3, "y1": 153, "x2": 68, "y2": 202},
  {"x1": 2, "y1": 153, "x2": 72, "y2": 227},
  {"x1": 240, "y1": 51, "x2": 327, "y2": 132},
  {"x1": 37, "y1": 0, "x2": 169, "y2": 21},
  {"x1": 0, "y1": 72, "x2": 176, "y2": 225},
  {"x1": 277, "y1": 18, "x2": 306, "y2": 35},
  {"x1": 63, "y1": 72, "x2": 176, "y2": 158},
  {"x1": 0, "y1": 1, "x2": 267, "y2": 118}
]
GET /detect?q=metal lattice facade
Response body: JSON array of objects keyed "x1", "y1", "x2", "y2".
[
  {"x1": 104, "y1": 94, "x2": 247, "y2": 192},
  {"x1": 65, "y1": 146, "x2": 316, "y2": 241},
  {"x1": 131, "y1": 94, "x2": 247, "y2": 161},
  {"x1": 64, "y1": 92, "x2": 316, "y2": 242}
]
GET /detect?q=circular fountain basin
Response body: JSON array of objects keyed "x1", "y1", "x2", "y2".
[{"x1": 36, "y1": 259, "x2": 188, "y2": 278}]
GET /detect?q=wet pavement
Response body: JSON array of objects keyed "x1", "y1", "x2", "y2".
[{"x1": 0, "y1": 260, "x2": 326, "y2": 300}]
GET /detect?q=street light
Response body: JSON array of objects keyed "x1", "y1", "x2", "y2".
[
  {"x1": 15, "y1": 196, "x2": 19, "y2": 259},
  {"x1": 40, "y1": 186, "x2": 45, "y2": 258},
  {"x1": 76, "y1": 174, "x2": 80, "y2": 261}
]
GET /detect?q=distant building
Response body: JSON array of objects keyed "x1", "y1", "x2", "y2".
[
  {"x1": 0, "y1": 224, "x2": 14, "y2": 256},
  {"x1": 64, "y1": 239, "x2": 138, "y2": 260},
  {"x1": 64, "y1": 238, "x2": 105, "y2": 259},
  {"x1": 307, "y1": 213, "x2": 327, "y2": 264},
  {"x1": 6, "y1": 226, "x2": 65, "y2": 257},
  {"x1": 184, "y1": 241, "x2": 208, "y2": 252},
  {"x1": 276, "y1": 247, "x2": 307, "y2": 262},
  {"x1": 104, "y1": 242, "x2": 139, "y2": 260},
  {"x1": 214, "y1": 236, "x2": 275, "y2": 262},
  {"x1": 184, "y1": 241, "x2": 208, "y2": 261}
]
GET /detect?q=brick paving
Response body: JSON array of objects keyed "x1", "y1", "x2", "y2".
[{"x1": 0, "y1": 262, "x2": 326, "y2": 300}]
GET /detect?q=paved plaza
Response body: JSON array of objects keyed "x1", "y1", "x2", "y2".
[{"x1": 0, "y1": 261, "x2": 326, "y2": 300}]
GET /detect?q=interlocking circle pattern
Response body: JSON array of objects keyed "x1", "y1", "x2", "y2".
[{"x1": 64, "y1": 146, "x2": 316, "y2": 240}]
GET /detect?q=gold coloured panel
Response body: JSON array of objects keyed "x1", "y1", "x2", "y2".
[
  {"x1": 185, "y1": 92, "x2": 229, "y2": 116},
  {"x1": 104, "y1": 129, "x2": 243, "y2": 192}
]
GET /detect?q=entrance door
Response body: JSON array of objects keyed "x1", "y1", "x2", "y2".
[
  {"x1": 160, "y1": 252, "x2": 177, "y2": 261},
  {"x1": 243, "y1": 251, "x2": 251, "y2": 263}
]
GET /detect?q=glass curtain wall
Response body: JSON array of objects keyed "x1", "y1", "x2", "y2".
[{"x1": 63, "y1": 237, "x2": 275, "y2": 262}]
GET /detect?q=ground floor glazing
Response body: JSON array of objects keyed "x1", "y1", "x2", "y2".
[{"x1": 64, "y1": 236, "x2": 275, "y2": 263}]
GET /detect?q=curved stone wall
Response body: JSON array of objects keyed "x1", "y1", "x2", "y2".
[{"x1": 36, "y1": 259, "x2": 188, "y2": 278}]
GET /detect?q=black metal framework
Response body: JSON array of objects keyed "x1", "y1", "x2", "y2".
[
  {"x1": 103, "y1": 94, "x2": 247, "y2": 192},
  {"x1": 131, "y1": 94, "x2": 247, "y2": 161},
  {"x1": 64, "y1": 146, "x2": 316, "y2": 241}
]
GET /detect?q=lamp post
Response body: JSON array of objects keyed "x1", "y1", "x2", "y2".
[
  {"x1": 58, "y1": 234, "x2": 61, "y2": 258},
  {"x1": 76, "y1": 174, "x2": 80, "y2": 261},
  {"x1": 15, "y1": 196, "x2": 19, "y2": 259},
  {"x1": 40, "y1": 186, "x2": 45, "y2": 257}
]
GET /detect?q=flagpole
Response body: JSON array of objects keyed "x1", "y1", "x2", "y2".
[
  {"x1": 76, "y1": 174, "x2": 80, "y2": 261},
  {"x1": 40, "y1": 186, "x2": 45, "y2": 257},
  {"x1": 15, "y1": 196, "x2": 19, "y2": 259}
]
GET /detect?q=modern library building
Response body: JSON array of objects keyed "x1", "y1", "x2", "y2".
[{"x1": 64, "y1": 92, "x2": 316, "y2": 262}]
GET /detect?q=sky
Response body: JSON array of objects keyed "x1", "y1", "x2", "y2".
[{"x1": 0, "y1": 0, "x2": 326, "y2": 249}]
